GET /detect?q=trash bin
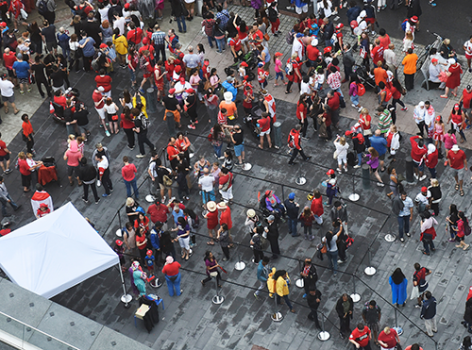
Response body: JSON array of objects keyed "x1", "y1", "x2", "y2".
[{"x1": 273, "y1": 121, "x2": 282, "y2": 149}]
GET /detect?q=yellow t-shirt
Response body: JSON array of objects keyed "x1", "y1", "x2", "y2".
[{"x1": 402, "y1": 53, "x2": 418, "y2": 75}]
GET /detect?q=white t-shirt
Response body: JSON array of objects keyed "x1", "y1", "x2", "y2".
[
  {"x1": 317, "y1": 0, "x2": 332, "y2": 17},
  {"x1": 113, "y1": 17, "x2": 126, "y2": 35},
  {"x1": 335, "y1": 141, "x2": 349, "y2": 158},
  {"x1": 0, "y1": 79, "x2": 14, "y2": 97},
  {"x1": 464, "y1": 40, "x2": 472, "y2": 56},
  {"x1": 292, "y1": 38, "x2": 303, "y2": 61},
  {"x1": 198, "y1": 175, "x2": 214, "y2": 192},
  {"x1": 300, "y1": 77, "x2": 313, "y2": 95},
  {"x1": 98, "y1": 6, "x2": 110, "y2": 22},
  {"x1": 415, "y1": 191, "x2": 430, "y2": 206}
]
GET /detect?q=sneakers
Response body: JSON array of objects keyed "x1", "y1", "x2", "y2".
[
  {"x1": 102, "y1": 193, "x2": 109, "y2": 197},
  {"x1": 419, "y1": 175, "x2": 427, "y2": 181},
  {"x1": 353, "y1": 165, "x2": 361, "y2": 169},
  {"x1": 136, "y1": 154, "x2": 145, "y2": 158},
  {"x1": 400, "y1": 238, "x2": 404, "y2": 242},
  {"x1": 406, "y1": 232, "x2": 411, "y2": 237},
  {"x1": 401, "y1": 107, "x2": 408, "y2": 111},
  {"x1": 4, "y1": 169, "x2": 12, "y2": 174},
  {"x1": 254, "y1": 292, "x2": 259, "y2": 299},
  {"x1": 82, "y1": 197, "x2": 89, "y2": 204},
  {"x1": 95, "y1": 198, "x2": 101, "y2": 204},
  {"x1": 187, "y1": 124, "x2": 196, "y2": 129},
  {"x1": 105, "y1": 130, "x2": 111, "y2": 137},
  {"x1": 376, "y1": 182, "x2": 385, "y2": 187},
  {"x1": 128, "y1": 146, "x2": 135, "y2": 150}
]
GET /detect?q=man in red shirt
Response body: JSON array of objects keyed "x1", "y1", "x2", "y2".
[
  {"x1": 378, "y1": 326, "x2": 399, "y2": 350},
  {"x1": 0, "y1": 132, "x2": 12, "y2": 174},
  {"x1": 95, "y1": 69, "x2": 112, "y2": 97},
  {"x1": 460, "y1": 85, "x2": 472, "y2": 125},
  {"x1": 310, "y1": 190, "x2": 324, "y2": 225},
  {"x1": 147, "y1": 200, "x2": 170, "y2": 225},
  {"x1": 410, "y1": 135, "x2": 427, "y2": 181},
  {"x1": 217, "y1": 201, "x2": 232, "y2": 235},
  {"x1": 139, "y1": 37, "x2": 155, "y2": 61},
  {"x1": 121, "y1": 156, "x2": 139, "y2": 200},
  {"x1": 327, "y1": 90, "x2": 341, "y2": 129},
  {"x1": 126, "y1": 22, "x2": 143, "y2": 47},
  {"x1": 92, "y1": 86, "x2": 109, "y2": 135},
  {"x1": 349, "y1": 323, "x2": 372, "y2": 350},
  {"x1": 258, "y1": 112, "x2": 272, "y2": 149},
  {"x1": 370, "y1": 38, "x2": 384, "y2": 65},
  {"x1": 306, "y1": 39, "x2": 320, "y2": 74},
  {"x1": 447, "y1": 144, "x2": 467, "y2": 196},
  {"x1": 2, "y1": 48, "x2": 17, "y2": 84},
  {"x1": 218, "y1": 167, "x2": 233, "y2": 203},
  {"x1": 229, "y1": 34, "x2": 242, "y2": 62},
  {"x1": 288, "y1": 124, "x2": 311, "y2": 165},
  {"x1": 167, "y1": 137, "x2": 182, "y2": 171}
]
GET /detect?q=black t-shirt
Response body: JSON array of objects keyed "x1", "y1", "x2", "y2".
[
  {"x1": 50, "y1": 70, "x2": 64, "y2": 88},
  {"x1": 28, "y1": 25, "x2": 42, "y2": 42},
  {"x1": 41, "y1": 25, "x2": 57, "y2": 43},
  {"x1": 233, "y1": 131, "x2": 243, "y2": 145},
  {"x1": 186, "y1": 95, "x2": 197, "y2": 116},
  {"x1": 64, "y1": 108, "x2": 75, "y2": 123},
  {"x1": 162, "y1": 96, "x2": 179, "y2": 111},
  {"x1": 31, "y1": 63, "x2": 47, "y2": 82},
  {"x1": 156, "y1": 166, "x2": 170, "y2": 184},
  {"x1": 75, "y1": 109, "x2": 89, "y2": 126}
]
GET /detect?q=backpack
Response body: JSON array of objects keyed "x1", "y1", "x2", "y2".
[
  {"x1": 285, "y1": 30, "x2": 295, "y2": 45},
  {"x1": 136, "y1": 113, "x2": 149, "y2": 130},
  {"x1": 401, "y1": 18, "x2": 408, "y2": 31},
  {"x1": 357, "y1": 83, "x2": 366, "y2": 96},
  {"x1": 285, "y1": 60, "x2": 293, "y2": 75},
  {"x1": 464, "y1": 217, "x2": 471, "y2": 236},
  {"x1": 163, "y1": 174, "x2": 173, "y2": 186},
  {"x1": 37, "y1": 0, "x2": 48, "y2": 16},
  {"x1": 345, "y1": 234, "x2": 354, "y2": 249},
  {"x1": 268, "y1": 7, "x2": 278, "y2": 22},
  {"x1": 330, "y1": 31, "x2": 338, "y2": 45},
  {"x1": 347, "y1": 152, "x2": 357, "y2": 167},
  {"x1": 221, "y1": 172, "x2": 233, "y2": 191}
]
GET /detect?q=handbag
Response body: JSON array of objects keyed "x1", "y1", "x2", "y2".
[
  {"x1": 360, "y1": 47, "x2": 367, "y2": 59},
  {"x1": 333, "y1": 150, "x2": 338, "y2": 160},
  {"x1": 210, "y1": 271, "x2": 218, "y2": 278},
  {"x1": 263, "y1": 32, "x2": 270, "y2": 41},
  {"x1": 111, "y1": 114, "x2": 118, "y2": 121}
]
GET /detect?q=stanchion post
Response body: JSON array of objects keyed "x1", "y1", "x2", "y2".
[
  {"x1": 364, "y1": 248, "x2": 377, "y2": 276},
  {"x1": 271, "y1": 294, "x2": 283, "y2": 322},
  {"x1": 393, "y1": 307, "x2": 404, "y2": 336},
  {"x1": 118, "y1": 262, "x2": 132, "y2": 308},
  {"x1": 295, "y1": 260, "x2": 304, "y2": 288},
  {"x1": 350, "y1": 276, "x2": 361, "y2": 303},
  {"x1": 212, "y1": 274, "x2": 224, "y2": 305},
  {"x1": 317, "y1": 313, "x2": 330, "y2": 341},
  {"x1": 234, "y1": 250, "x2": 246, "y2": 271},
  {"x1": 348, "y1": 172, "x2": 360, "y2": 202}
]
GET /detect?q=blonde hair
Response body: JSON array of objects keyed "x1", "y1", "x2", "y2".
[
  {"x1": 126, "y1": 197, "x2": 135, "y2": 206},
  {"x1": 339, "y1": 136, "x2": 346, "y2": 145},
  {"x1": 390, "y1": 125, "x2": 397, "y2": 133},
  {"x1": 26, "y1": 152, "x2": 33, "y2": 158},
  {"x1": 18, "y1": 151, "x2": 26, "y2": 160},
  {"x1": 360, "y1": 108, "x2": 368, "y2": 115},
  {"x1": 443, "y1": 38, "x2": 450, "y2": 45},
  {"x1": 431, "y1": 179, "x2": 439, "y2": 187}
]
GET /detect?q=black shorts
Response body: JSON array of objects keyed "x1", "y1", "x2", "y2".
[
  {"x1": 67, "y1": 165, "x2": 78, "y2": 176},
  {"x1": 21, "y1": 174, "x2": 31, "y2": 187},
  {"x1": 0, "y1": 153, "x2": 10, "y2": 161},
  {"x1": 7, "y1": 69, "x2": 15, "y2": 78}
]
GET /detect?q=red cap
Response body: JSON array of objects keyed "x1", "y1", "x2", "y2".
[
  {"x1": 324, "y1": 47, "x2": 332, "y2": 54},
  {"x1": 327, "y1": 169, "x2": 335, "y2": 175},
  {"x1": 454, "y1": 103, "x2": 460, "y2": 110},
  {"x1": 124, "y1": 3, "x2": 130, "y2": 9},
  {"x1": 336, "y1": 23, "x2": 344, "y2": 30},
  {"x1": 168, "y1": 88, "x2": 176, "y2": 94},
  {"x1": 179, "y1": 77, "x2": 185, "y2": 84},
  {"x1": 345, "y1": 130, "x2": 353, "y2": 136},
  {"x1": 142, "y1": 37, "x2": 149, "y2": 45},
  {"x1": 265, "y1": 190, "x2": 273, "y2": 197},
  {"x1": 203, "y1": 60, "x2": 209, "y2": 66},
  {"x1": 350, "y1": 20, "x2": 358, "y2": 29},
  {"x1": 115, "y1": 239, "x2": 123, "y2": 246},
  {"x1": 186, "y1": 88, "x2": 194, "y2": 93},
  {"x1": 40, "y1": 203, "x2": 48, "y2": 208},
  {"x1": 274, "y1": 52, "x2": 283, "y2": 57},
  {"x1": 99, "y1": 43, "x2": 108, "y2": 49},
  {"x1": 411, "y1": 16, "x2": 418, "y2": 23},
  {"x1": 146, "y1": 249, "x2": 153, "y2": 256},
  {"x1": 240, "y1": 62, "x2": 248, "y2": 67},
  {"x1": 174, "y1": 65, "x2": 182, "y2": 72},
  {"x1": 421, "y1": 186, "x2": 427, "y2": 192},
  {"x1": 0, "y1": 22, "x2": 6, "y2": 27},
  {"x1": 436, "y1": 115, "x2": 441, "y2": 121}
]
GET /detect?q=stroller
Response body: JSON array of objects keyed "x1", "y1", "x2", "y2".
[
  {"x1": 352, "y1": 64, "x2": 376, "y2": 89},
  {"x1": 50, "y1": 87, "x2": 85, "y2": 123},
  {"x1": 243, "y1": 103, "x2": 263, "y2": 140},
  {"x1": 228, "y1": 50, "x2": 258, "y2": 71}
]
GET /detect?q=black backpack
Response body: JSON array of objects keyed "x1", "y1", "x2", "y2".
[
  {"x1": 37, "y1": 0, "x2": 48, "y2": 16},
  {"x1": 347, "y1": 152, "x2": 357, "y2": 167},
  {"x1": 268, "y1": 7, "x2": 277, "y2": 22}
]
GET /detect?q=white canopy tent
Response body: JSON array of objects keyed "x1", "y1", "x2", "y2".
[{"x1": 0, "y1": 202, "x2": 119, "y2": 299}]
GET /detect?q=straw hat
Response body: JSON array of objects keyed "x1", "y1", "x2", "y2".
[
  {"x1": 217, "y1": 202, "x2": 227, "y2": 210},
  {"x1": 207, "y1": 201, "x2": 217, "y2": 212},
  {"x1": 246, "y1": 209, "x2": 256, "y2": 218}
]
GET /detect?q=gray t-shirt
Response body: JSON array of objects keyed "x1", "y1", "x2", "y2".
[
  {"x1": 322, "y1": 235, "x2": 338, "y2": 252},
  {"x1": 183, "y1": 53, "x2": 201, "y2": 69}
]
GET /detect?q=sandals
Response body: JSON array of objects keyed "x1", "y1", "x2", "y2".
[
  {"x1": 460, "y1": 190, "x2": 464, "y2": 196},
  {"x1": 455, "y1": 184, "x2": 459, "y2": 191},
  {"x1": 207, "y1": 241, "x2": 215, "y2": 245}
]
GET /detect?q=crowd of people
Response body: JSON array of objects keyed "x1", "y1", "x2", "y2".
[{"x1": 1, "y1": 0, "x2": 472, "y2": 348}]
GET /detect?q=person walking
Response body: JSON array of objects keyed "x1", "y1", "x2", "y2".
[
  {"x1": 455, "y1": 211, "x2": 470, "y2": 250},
  {"x1": 121, "y1": 156, "x2": 139, "y2": 200},
  {"x1": 288, "y1": 124, "x2": 311, "y2": 165},
  {"x1": 306, "y1": 286, "x2": 322, "y2": 329},
  {"x1": 162, "y1": 255, "x2": 182, "y2": 296},
  {"x1": 133, "y1": 109, "x2": 155, "y2": 158},
  {"x1": 349, "y1": 323, "x2": 372, "y2": 350},
  {"x1": 284, "y1": 192, "x2": 300, "y2": 237},
  {"x1": 0, "y1": 133, "x2": 12, "y2": 174},
  {"x1": 299, "y1": 206, "x2": 316, "y2": 240},
  {"x1": 336, "y1": 293, "x2": 354, "y2": 338},
  {"x1": 254, "y1": 256, "x2": 270, "y2": 299},
  {"x1": 392, "y1": 191, "x2": 414, "y2": 243},
  {"x1": 420, "y1": 291, "x2": 437, "y2": 337},
  {"x1": 273, "y1": 270, "x2": 295, "y2": 313},
  {"x1": 389, "y1": 268, "x2": 408, "y2": 307},
  {"x1": 95, "y1": 153, "x2": 113, "y2": 197},
  {"x1": 413, "y1": 262, "x2": 431, "y2": 307},
  {"x1": 217, "y1": 223, "x2": 230, "y2": 261},
  {"x1": 300, "y1": 258, "x2": 318, "y2": 298},
  {"x1": 420, "y1": 210, "x2": 437, "y2": 255},
  {"x1": 0, "y1": 175, "x2": 21, "y2": 217},
  {"x1": 63, "y1": 141, "x2": 82, "y2": 186},
  {"x1": 78, "y1": 158, "x2": 100, "y2": 204},
  {"x1": 0, "y1": 74, "x2": 19, "y2": 115},
  {"x1": 21, "y1": 114, "x2": 35, "y2": 154},
  {"x1": 250, "y1": 226, "x2": 265, "y2": 264},
  {"x1": 264, "y1": 215, "x2": 280, "y2": 259},
  {"x1": 448, "y1": 144, "x2": 467, "y2": 196},
  {"x1": 201, "y1": 251, "x2": 222, "y2": 287},
  {"x1": 362, "y1": 300, "x2": 381, "y2": 345},
  {"x1": 378, "y1": 327, "x2": 400, "y2": 350},
  {"x1": 410, "y1": 135, "x2": 427, "y2": 181}
]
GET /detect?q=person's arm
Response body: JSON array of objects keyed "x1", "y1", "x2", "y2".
[
  {"x1": 348, "y1": 338, "x2": 360, "y2": 349},
  {"x1": 409, "y1": 206, "x2": 413, "y2": 221}
]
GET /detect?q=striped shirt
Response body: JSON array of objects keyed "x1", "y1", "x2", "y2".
[
  {"x1": 378, "y1": 110, "x2": 392, "y2": 134},
  {"x1": 151, "y1": 31, "x2": 166, "y2": 46}
]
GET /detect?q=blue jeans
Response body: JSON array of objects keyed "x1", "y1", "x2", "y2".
[
  {"x1": 350, "y1": 95, "x2": 359, "y2": 106},
  {"x1": 0, "y1": 194, "x2": 19, "y2": 217},
  {"x1": 333, "y1": 87, "x2": 344, "y2": 99},
  {"x1": 428, "y1": 167, "x2": 437, "y2": 178},
  {"x1": 207, "y1": 36, "x2": 216, "y2": 48},
  {"x1": 327, "y1": 250, "x2": 338, "y2": 274},
  {"x1": 124, "y1": 178, "x2": 139, "y2": 199},
  {"x1": 175, "y1": 16, "x2": 187, "y2": 32},
  {"x1": 304, "y1": 225, "x2": 313, "y2": 236},
  {"x1": 276, "y1": 294, "x2": 293, "y2": 310},
  {"x1": 215, "y1": 37, "x2": 226, "y2": 52},
  {"x1": 128, "y1": 67, "x2": 136, "y2": 84},
  {"x1": 202, "y1": 190, "x2": 215, "y2": 204},
  {"x1": 165, "y1": 273, "x2": 181, "y2": 296},
  {"x1": 213, "y1": 143, "x2": 223, "y2": 157},
  {"x1": 397, "y1": 216, "x2": 410, "y2": 238},
  {"x1": 357, "y1": 152, "x2": 363, "y2": 166},
  {"x1": 275, "y1": 72, "x2": 284, "y2": 80},
  {"x1": 287, "y1": 218, "x2": 297, "y2": 236}
]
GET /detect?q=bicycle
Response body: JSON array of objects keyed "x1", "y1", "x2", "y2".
[{"x1": 416, "y1": 31, "x2": 443, "y2": 70}]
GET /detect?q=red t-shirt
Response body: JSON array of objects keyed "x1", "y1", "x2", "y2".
[
  {"x1": 448, "y1": 149, "x2": 466, "y2": 169},
  {"x1": 378, "y1": 329, "x2": 397, "y2": 348},
  {"x1": 147, "y1": 203, "x2": 169, "y2": 223},
  {"x1": 0, "y1": 140, "x2": 7, "y2": 156},
  {"x1": 311, "y1": 197, "x2": 324, "y2": 217},
  {"x1": 349, "y1": 327, "x2": 371, "y2": 347},
  {"x1": 219, "y1": 173, "x2": 233, "y2": 189},
  {"x1": 306, "y1": 45, "x2": 320, "y2": 61},
  {"x1": 127, "y1": 28, "x2": 143, "y2": 44},
  {"x1": 167, "y1": 144, "x2": 180, "y2": 161},
  {"x1": 54, "y1": 95, "x2": 67, "y2": 108},
  {"x1": 139, "y1": 45, "x2": 155, "y2": 60},
  {"x1": 18, "y1": 158, "x2": 31, "y2": 176},
  {"x1": 327, "y1": 92, "x2": 340, "y2": 111},
  {"x1": 378, "y1": 34, "x2": 391, "y2": 50},
  {"x1": 95, "y1": 75, "x2": 112, "y2": 92},
  {"x1": 135, "y1": 234, "x2": 147, "y2": 250},
  {"x1": 229, "y1": 38, "x2": 241, "y2": 52},
  {"x1": 3, "y1": 52, "x2": 16, "y2": 70},
  {"x1": 92, "y1": 91, "x2": 105, "y2": 109},
  {"x1": 219, "y1": 208, "x2": 232, "y2": 230},
  {"x1": 237, "y1": 26, "x2": 248, "y2": 40},
  {"x1": 134, "y1": 217, "x2": 150, "y2": 233},
  {"x1": 206, "y1": 210, "x2": 219, "y2": 229},
  {"x1": 463, "y1": 89, "x2": 472, "y2": 109},
  {"x1": 121, "y1": 163, "x2": 137, "y2": 181},
  {"x1": 258, "y1": 116, "x2": 271, "y2": 132},
  {"x1": 296, "y1": 102, "x2": 307, "y2": 120},
  {"x1": 162, "y1": 261, "x2": 181, "y2": 276}
]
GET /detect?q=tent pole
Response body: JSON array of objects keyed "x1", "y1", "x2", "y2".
[{"x1": 118, "y1": 262, "x2": 132, "y2": 308}]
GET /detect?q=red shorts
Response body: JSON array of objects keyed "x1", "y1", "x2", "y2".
[
  {"x1": 143, "y1": 73, "x2": 152, "y2": 79},
  {"x1": 466, "y1": 53, "x2": 472, "y2": 60},
  {"x1": 365, "y1": 18, "x2": 375, "y2": 24},
  {"x1": 156, "y1": 82, "x2": 164, "y2": 91}
]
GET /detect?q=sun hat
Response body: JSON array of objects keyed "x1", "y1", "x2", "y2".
[
  {"x1": 216, "y1": 202, "x2": 227, "y2": 210},
  {"x1": 224, "y1": 91, "x2": 233, "y2": 102},
  {"x1": 452, "y1": 144, "x2": 460, "y2": 151},
  {"x1": 207, "y1": 201, "x2": 217, "y2": 212},
  {"x1": 247, "y1": 209, "x2": 256, "y2": 218}
]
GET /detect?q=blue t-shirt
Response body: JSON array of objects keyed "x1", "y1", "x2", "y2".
[
  {"x1": 172, "y1": 209, "x2": 184, "y2": 225},
  {"x1": 79, "y1": 37, "x2": 96, "y2": 57},
  {"x1": 12, "y1": 61, "x2": 30, "y2": 79},
  {"x1": 369, "y1": 135, "x2": 387, "y2": 156},
  {"x1": 145, "y1": 255, "x2": 154, "y2": 267}
]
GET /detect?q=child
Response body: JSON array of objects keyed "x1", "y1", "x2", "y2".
[
  {"x1": 433, "y1": 116, "x2": 445, "y2": 158},
  {"x1": 37, "y1": 203, "x2": 51, "y2": 218},
  {"x1": 325, "y1": 169, "x2": 338, "y2": 206},
  {"x1": 403, "y1": 30, "x2": 414, "y2": 52},
  {"x1": 239, "y1": 61, "x2": 249, "y2": 81},
  {"x1": 243, "y1": 85, "x2": 254, "y2": 116},
  {"x1": 299, "y1": 206, "x2": 315, "y2": 240},
  {"x1": 223, "y1": 150, "x2": 234, "y2": 171},
  {"x1": 144, "y1": 249, "x2": 155, "y2": 275},
  {"x1": 114, "y1": 239, "x2": 127, "y2": 271},
  {"x1": 76, "y1": 136, "x2": 85, "y2": 155},
  {"x1": 257, "y1": 62, "x2": 269, "y2": 89},
  {"x1": 314, "y1": 67, "x2": 325, "y2": 91},
  {"x1": 274, "y1": 52, "x2": 286, "y2": 86},
  {"x1": 217, "y1": 223, "x2": 230, "y2": 261}
]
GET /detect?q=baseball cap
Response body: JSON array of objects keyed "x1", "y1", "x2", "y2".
[
  {"x1": 288, "y1": 193, "x2": 295, "y2": 200},
  {"x1": 240, "y1": 62, "x2": 248, "y2": 67},
  {"x1": 421, "y1": 186, "x2": 427, "y2": 192},
  {"x1": 327, "y1": 169, "x2": 335, "y2": 175},
  {"x1": 168, "y1": 88, "x2": 176, "y2": 94}
]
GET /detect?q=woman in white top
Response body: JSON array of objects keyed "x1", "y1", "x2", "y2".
[
  {"x1": 104, "y1": 98, "x2": 120, "y2": 134},
  {"x1": 334, "y1": 135, "x2": 349, "y2": 173},
  {"x1": 26, "y1": 152, "x2": 43, "y2": 186},
  {"x1": 388, "y1": 125, "x2": 400, "y2": 157},
  {"x1": 322, "y1": 224, "x2": 343, "y2": 275},
  {"x1": 317, "y1": 0, "x2": 333, "y2": 18},
  {"x1": 69, "y1": 33, "x2": 82, "y2": 72}
]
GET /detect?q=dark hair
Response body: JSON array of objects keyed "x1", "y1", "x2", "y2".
[
  {"x1": 411, "y1": 344, "x2": 420, "y2": 350},
  {"x1": 463, "y1": 336, "x2": 472, "y2": 348},
  {"x1": 262, "y1": 256, "x2": 270, "y2": 263},
  {"x1": 178, "y1": 216, "x2": 187, "y2": 226},
  {"x1": 273, "y1": 270, "x2": 287, "y2": 280},
  {"x1": 204, "y1": 250, "x2": 213, "y2": 261},
  {"x1": 425, "y1": 291, "x2": 432, "y2": 299},
  {"x1": 21, "y1": 114, "x2": 29, "y2": 121},
  {"x1": 414, "y1": 262, "x2": 421, "y2": 271},
  {"x1": 378, "y1": 81, "x2": 385, "y2": 89},
  {"x1": 369, "y1": 300, "x2": 376, "y2": 307},
  {"x1": 450, "y1": 204, "x2": 458, "y2": 215},
  {"x1": 379, "y1": 28, "x2": 386, "y2": 36},
  {"x1": 357, "y1": 323, "x2": 365, "y2": 330},
  {"x1": 391, "y1": 268, "x2": 405, "y2": 284}
]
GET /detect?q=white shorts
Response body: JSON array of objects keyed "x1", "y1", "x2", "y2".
[
  {"x1": 178, "y1": 236, "x2": 190, "y2": 250},
  {"x1": 95, "y1": 107, "x2": 106, "y2": 120},
  {"x1": 337, "y1": 154, "x2": 347, "y2": 165},
  {"x1": 295, "y1": 4, "x2": 308, "y2": 14},
  {"x1": 260, "y1": 128, "x2": 271, "y2": 136}
]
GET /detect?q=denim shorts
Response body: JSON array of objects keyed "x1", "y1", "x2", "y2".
[{"x1": 234, "y1": 143, "x2": 244, "y2": 157}]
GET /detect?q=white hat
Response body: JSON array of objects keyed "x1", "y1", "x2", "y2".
[
  {"x1": 448, "y1": 58, "x2": 456, "y2": 65},
  {"x1": 311, "y1": 38, "x2": 318, "y2": 46},
  {"x1": 216, "y1": 201, "x2": 227, "y2": 210},
  {"x1": 418, "y1": 101, "x2": 425, "y2": 107},
  {"x1": 452, "y1": 144, "x2": 460, "y2": 151},
  {"x1": 427, "y1": 144, "x2": 436, "y2": 154},
  {"x1": 224, "y1": 91, "x2": 233, "y2": 102},
  {"x1": 207, "y1": 201, "x2": 217, "y2": 212},
  {"x1": 97, "y1": 86, "x2": 105, "y2": 92},
  {"x1": 359, "y1": 10, "x2": 366, "y2": 18},
  {"x1": 246, "y1": 209, "x2": 256, "y2": 218}
]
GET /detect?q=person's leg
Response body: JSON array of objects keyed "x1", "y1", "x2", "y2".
[
  {"x1": 137, "y1": 133, "x2": 145, "y2": 155},
  {"x1": 131, "y1": 179, "x2": 139, "y2": 199},
  {"x1": 288, "y1": 148, "x2": 299, "y2": 164},
  {"x1": 83, "y1": 183, "x2": 90, "y2": 201},
  {"x1": 283, "y1": 295, "x2": 294, "y2": 310},
  {"x1": 222, "y1": 246, "x2": 230, "y2": 259},
  {"x1": 403, "y1": 216, "x2": 410, "y2": 236},
  {"x1": 124, "y1": 180, "x2": 132, "y2": 198},
  {"x1": 165, "y1": 275, "x2": 175, "y2": 296},
  {"x1": 175, "y1": 273, "x2": 182, "y2": 295}
]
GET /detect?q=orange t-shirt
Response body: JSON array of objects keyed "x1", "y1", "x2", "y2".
[
  {"x1": 219, "y1": 101, "x2": 237, "y2": 117},
  {"x1": 374, "y1": 67, "x2": 388, "y2": 86},
  {"x1": 402, "y1": 53, "x2": 418, "y2": 75}
]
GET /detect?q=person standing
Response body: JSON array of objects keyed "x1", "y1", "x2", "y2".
[
  {"x1": 349, "y1": 323, "x2": 372, "y2": 350},
  {"x1": 413, "y1": 262, "x2": 431, "y2": 307},
  {"x1": 63, "y1": 141, "x2": 82, "y2": 186},
  {"x1": 217, "y1": 223, "x2": 230, "y2": 261},
  {"x1": 392, "y1": 191, "x2": 414, "y2": 243},
  {"x1": 162, "y1": 255, "x2": 182, "y2": 296},
  {"x1": 362, "y1": 300, "x2": 381, "y2": 344},
  {"x1": 170, "y1": 0, "x2": 187, "y2": 33},
  {"x1": 0, "y1": 175, "x2": 21, "y2": 217},
  {"x1": 378, "y1": 327, "x2": 400, "y2": 350},
  {"x1": 447, "y1": 144, "x2": 467, "y2": 197},
  {"x1": 300, "y1": 258, "x2": 318, "y2": 298},
  {"x1": 201, "y1": 251, "x2": 222, "y2": 287},
  {"x1": 250, "y1": 226, "x2": 265, "y2": 264},
  {"x1": 132, "y1": 108, "x2": 155, "y2": 158},
  {"x1": 78, "y1": 158, "x2": 100, "y2": 204},
  {"x1": 402, "y1": 48, "x2": 418, "y2": 91},
  {"x1": 389, "y1": 268, "x2": 408, "y2": 307},
  {"x1": 420, "y1": 210, "x2": 437, "y2": 255},
  {"x1": 284, "y1": 192, "x2": 300, "y2": 237},
  {"x1": 0, "y1": 74, "x2": 19, "y2": 115},
  {"x1": 413, "y1": 101, "x2": 427, "y2": 137},
  {"x1": 337, "y1": 293, "x2": 354, "y2": 338},
  {"x1": 92, "y1": 87, "x2": 110, "y2": 136},
  {"x1": 13, "y1": 54, "x2": 31, "y2": 94},
  {"x1": 121, "y1": 156, "x2": 139, "y2": 200},
  {"x1": 264, "y1": 215, "x2": 280, "y2": 259},
  {"x1": 288, "y1": 124, "x2": 311, "y2": 165},
  {"x1": 311, "y1": 190, "x2": 324, "y2": 225},
  {"x1": 218, "y1": 167, "x2": 233, "y2": 204},
  {"x1": 322, "y1": 225, "x2": 343, "y2": 276},
  {"x1": 410, "y1": 135, "x2": 427, "y2": 181},
  {"x1": 0, "y1": 132, "x2": 12, "y2": 174},
  {"x1": 254, "y1": 256, "x2": 270, "y2": 298},
  {"x1": 420, "y1": 291, "x2": 437, "y2": 337},
  {"x1": 21, "y1": 114, "x2": 35, "y2": 154},
  {"x1": 95, "y1": 153, "x2": 113, "y2": 197},
  {"x1": 307, "y1": 287, "x2": 322, "y2": 328},
  {"x1": 274, "y1": 270, "x2": 295, "y2": 313}
]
